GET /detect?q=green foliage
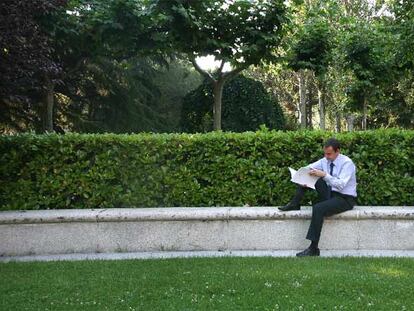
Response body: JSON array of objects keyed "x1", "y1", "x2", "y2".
[
  {"x1": 56, "y1": 57, "x2": 201, "y2": 134},
  {"x1": 180, "y1": 75, "x2": 286, "y2": 132},
  {"x1": 392, "y1": 0, "x2": 414, "y2": 70},
  {"x1": 152, "y1": 59, "x2": 203, "y2": 132},
  {"x1": 148, "y1": 0, "x2": 290, "y2": 66},
  {"x1": 288, "y1": 15, "x2": 332, "y2": 76},
  {"x1": 3, "y1": 0, "x2": 413, "y2": 133},
  {"x1": 0, "y1": 129, "x2": 412, "y2": 210}
]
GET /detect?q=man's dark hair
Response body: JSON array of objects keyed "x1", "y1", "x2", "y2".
[{"x1": 324, "y1": 138, "x2": 340, "y2": 152}]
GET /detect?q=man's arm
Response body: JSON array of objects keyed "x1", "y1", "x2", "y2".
[
  {"x1": 305, "y1": 159, "x2": 323, "y2": 170},
  {"x1": 323, "y1": 161, "x2": 355, "y2": 190}
]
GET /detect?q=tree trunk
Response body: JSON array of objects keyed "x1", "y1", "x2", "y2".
[
  {"x1": 42, "y1": 74, "x2": 54, "y2": 133},
  {"x1": 335, "y1": 111, "x2": 342, "y2": 133},
  {"x1": 318, "y1": 82, "x2": 325, "y2": 130},
  {"x1": 346, "y1": 114, "x2": 355, "y2": 132},
  {"x1": 212, "y1": 79, "x2": 225, "y2": 131},
  {"x1": 306, "y1": 79, "x2": 313, "y2": 129},
  {"x1": 362, "y1": 97, "x2": 367, "y2": 130},
  {"x1": 189, "y1": 56, "x2": 247, "y2": 132},
  {"x1": 298, "y1": 70, "x2": 307, "y2": 129}
]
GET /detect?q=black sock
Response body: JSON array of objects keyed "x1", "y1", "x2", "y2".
[{"x1": 310, "y1": 240, "x2": 319, "y2": 249}]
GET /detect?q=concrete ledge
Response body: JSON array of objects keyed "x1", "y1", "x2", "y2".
[
  {"x1": 2, "y1": 250, "x2": 414, "y2": 263},
  {"x1": 1, "y1": 206, "x2": 414, "y2": 224},
  {"x1": 1, "y1": 206, "x2": 413, "y2": 257}
]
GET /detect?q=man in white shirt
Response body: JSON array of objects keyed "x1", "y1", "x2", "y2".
[{"x1": 278, "y1": 138, "x2": 358, "y2": 257}]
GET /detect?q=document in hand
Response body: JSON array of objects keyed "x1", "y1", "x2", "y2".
[{"x1": 288, "y1": 167, "x2": 320, "y2": 189}]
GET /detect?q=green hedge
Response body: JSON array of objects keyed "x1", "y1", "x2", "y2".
[{"x1": 0, "y1": 128, "x2": 413, "y2": 210}]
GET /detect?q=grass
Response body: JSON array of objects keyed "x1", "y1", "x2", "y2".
[{"x1": 1, "y1": 256, "x2": 413, "y2": 310}]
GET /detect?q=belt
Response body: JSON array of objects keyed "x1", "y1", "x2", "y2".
[{"x1": 332, "y1": 191, "x2": 355, "y2": 198}]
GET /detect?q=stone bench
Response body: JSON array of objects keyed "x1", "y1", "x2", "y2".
[{"x1": 0, "y1": 206, "x2": 413, "y2": 258}]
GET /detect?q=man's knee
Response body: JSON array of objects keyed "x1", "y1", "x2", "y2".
[
  {"x1": 312, "y1": 202, "x2": 326, "y2": 216},
  {"x1": 315, "y1": 177, "x2": 327, "y2": 189}
]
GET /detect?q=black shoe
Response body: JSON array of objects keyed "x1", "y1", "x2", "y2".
[
  {"x1": 278, "y1": 202, "x2": 300, "y2": 211},
  {"x1": 296, "y1": 246, "x2": 320, "y2": 257}
]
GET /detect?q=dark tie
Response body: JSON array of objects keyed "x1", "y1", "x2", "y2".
[
  {"x1": 330, "y1": 162, "x2": 334, "y2": 175},
  {"x1": 327, "y1": 162, "x2": 334, "y2": 194}
]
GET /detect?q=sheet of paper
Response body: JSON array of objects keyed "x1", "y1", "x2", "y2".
[{"x1": 288, "y1": 166, "x2": 319, "y2": 189}]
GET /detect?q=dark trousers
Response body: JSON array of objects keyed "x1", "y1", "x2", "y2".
[{"x1": 290, "y1": 177, "x2": 357, "y2": 243}]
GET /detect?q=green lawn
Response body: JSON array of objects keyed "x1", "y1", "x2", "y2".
[{"x1": 1, "y1": 256, "x2": 413, "y2": 310}]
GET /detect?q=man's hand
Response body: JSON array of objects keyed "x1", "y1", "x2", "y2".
[{"x1": 309, "y1": 168, "x2": 326, "y2": 177}]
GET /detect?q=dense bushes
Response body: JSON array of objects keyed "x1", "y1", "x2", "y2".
[
  {"x1": 0, "y1": 128, "x2": 413, "y2": 210},
  {"x1": 180, "y1": 75, "x2": 286, "y2": 132}
]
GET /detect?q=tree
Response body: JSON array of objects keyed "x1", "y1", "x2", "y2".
[
  {"x1": 152, "y1": 59, "x2": 203, "y2": 132},
  {"x1": 42, "y1": 0, "x2": 179, "y2": 133},
  {"x1": 288, "y1": 19, "x2": 332, "y2": 129},
  {"x1": 180, "y1": 75, "x2": 286, "y2": 133},
  {"x1": 341, "y1": 22, "x2": 391, "y2": 130},
  {"x1": 143, "y1": 0, "x2": 290, "y2": 131},
  {"x1": 0, "y1": 0, "x2": 67, "y2": 133}
]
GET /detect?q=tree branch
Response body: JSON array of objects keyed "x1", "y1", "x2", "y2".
[
  {"x1": 222, "y1": 63, "x2": 250, "y2": 81},
  {"x1": 217, "y1": 59, "x2": 225, "y2": 77},
  {"x1": 189, "y1": 56, "x2": 215, "y2": 82}
]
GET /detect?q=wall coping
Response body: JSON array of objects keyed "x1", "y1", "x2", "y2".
[{"x1": 0, "y1": 206, "x2": 414, "y2": 224}]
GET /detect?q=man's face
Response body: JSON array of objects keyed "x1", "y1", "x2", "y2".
[{"x1": 324, "y1": 146, "x2": 339, "y2": 161}]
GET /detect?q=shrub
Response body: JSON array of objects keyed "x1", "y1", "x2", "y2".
[{"x1": 0, "y1": 128, "x2": 412, "y2": 210}]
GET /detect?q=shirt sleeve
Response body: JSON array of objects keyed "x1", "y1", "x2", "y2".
[
  {"x1": 323, "y1": 160, "x2": 355, "y2": 190},
  {"x1": 305, "y1": 159, "x2": 323, "y2": 170}
]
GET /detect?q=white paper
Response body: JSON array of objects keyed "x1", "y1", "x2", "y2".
[{"x1": 288, "y1": 166, "x2": 319, "y2": 189}]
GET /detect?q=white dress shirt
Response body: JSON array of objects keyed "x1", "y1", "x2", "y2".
[{"x1": 305, "y1": 153, "x2": 357, "y2": 197}]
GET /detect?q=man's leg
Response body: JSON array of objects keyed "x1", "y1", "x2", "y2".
[
  {"x1": 280, "y1": 177, "x2": 331, "y2": 211},
  {"x1": 314, "y1": 177, "x2": 331, "y2": 202},
  {"x1": 294, "y1": 178, "x2": 333, "y2": 255},
  {"x1": 291, "y1": 177, "x2": 331, "y2": 205},
  {"x1": 278, "y1": 184, "x2": 307, "y2": 211},
  {"x1": 305, "y1": 195, "x2": 352, "y2": 243},
  {"x1": 291, "y1": 184, "x2": 307, "y2": 205}
]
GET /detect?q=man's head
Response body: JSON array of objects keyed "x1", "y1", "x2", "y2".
[{"x1": 323, "y1": 138, "x2": 340, "y2": 161}]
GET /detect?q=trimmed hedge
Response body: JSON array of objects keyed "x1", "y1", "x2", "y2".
[{"x1": 0, "y1": 128, "x2": 413, "y2": 210}]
